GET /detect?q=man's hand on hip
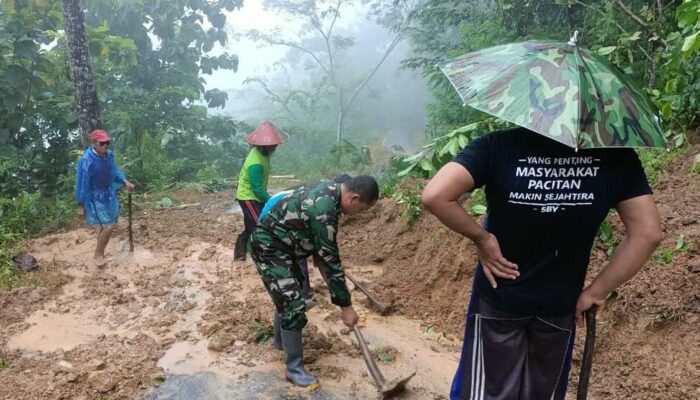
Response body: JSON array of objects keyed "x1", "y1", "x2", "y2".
[{"x1": 475, "y1": 233, "x2": 519, "y2": 288}]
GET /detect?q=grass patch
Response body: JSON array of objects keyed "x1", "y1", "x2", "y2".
[
  {"x1": 637, "y1": 148, "x2": 677, "y2": 186},
  {"x1": 244, "y1": 321, "x2": 274, "y2": 344}
]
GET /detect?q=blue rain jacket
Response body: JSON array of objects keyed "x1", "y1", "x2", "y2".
[{"x1": 75, "y1": 147, "x2": 126, "y2": 226}]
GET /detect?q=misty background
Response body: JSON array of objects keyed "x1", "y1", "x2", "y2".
[{"x1": 205, "y1": 0, "x2": 432, "y2": 158}]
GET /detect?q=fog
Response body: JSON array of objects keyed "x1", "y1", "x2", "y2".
[{"x1": 205, "y1": 0, "x2": 432, "y2": 152}]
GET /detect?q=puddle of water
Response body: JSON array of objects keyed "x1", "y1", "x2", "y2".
[
  {"x1": 7, "y1": 310, "x2": 111, "y2": 352},
  {"x1": 159, "y1": 341, "x2": 218, "y2": 375},
  {"x1": 146, "y1": 371, "x2": 342, "y2": 400}
]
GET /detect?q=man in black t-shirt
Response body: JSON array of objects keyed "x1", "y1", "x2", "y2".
[{"x1": 422, "y1": 128, "x2": 662, "y2": 400}]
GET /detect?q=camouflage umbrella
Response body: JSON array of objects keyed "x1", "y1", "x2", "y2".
[{"x1": 438, "y1": 34, "x2": 666, "y2": 149}]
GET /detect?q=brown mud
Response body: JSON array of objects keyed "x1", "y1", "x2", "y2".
[{"x1": 1, "y1": 147, "x2": 699, "y2": 399}]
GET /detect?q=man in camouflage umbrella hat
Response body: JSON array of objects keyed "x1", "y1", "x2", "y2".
[
  {"x1": 422, "y1": 38, "x2": 664, "y2": 400},
  {"x1": 249, "y1": 175, "x2": 379, "y2": 390}
]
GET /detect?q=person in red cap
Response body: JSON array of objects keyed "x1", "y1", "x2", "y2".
[
  {"x1": 233, "y1": 122, "x2": 283, "y2": 261},
  {"x1": 75, "y1": 129, "x2": 134, "y2": 267}
]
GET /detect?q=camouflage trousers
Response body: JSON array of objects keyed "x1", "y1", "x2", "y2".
[{"x1": 250, "y1": 231, "x2": 309, "y2": 331}]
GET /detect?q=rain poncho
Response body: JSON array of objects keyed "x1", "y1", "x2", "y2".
[{"x1": 75, "y1": 147, "x2": 126, "y2": 226}]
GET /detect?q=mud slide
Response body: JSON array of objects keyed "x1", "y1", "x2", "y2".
[{"x1": 0, "y1": 197, "x2": 459, "y2": 400}]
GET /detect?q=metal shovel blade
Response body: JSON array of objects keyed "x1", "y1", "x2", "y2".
[
  {"x1": 353, "y1": 325, "x2": 415, "y2": 398},
  {"x1": 380, "y1": 372, "x2": 416, "y2": 398}
]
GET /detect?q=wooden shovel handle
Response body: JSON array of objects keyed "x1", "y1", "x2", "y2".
[
  {"x1": 353, "y1": 325, "x2": 386, "y2": 388},
  {"x1": 577, "y1": 305, "x2": 597, "y2": 400}
]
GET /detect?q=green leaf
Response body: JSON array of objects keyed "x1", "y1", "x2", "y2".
[
  {"x1": 420, "y1": 158, "x2": 435, "y2": 173},
  {"x1": 458, "y1": 135, "x2": 469, "y2": 148},
  {"x1": 676, "y1": 2, "x2": 700, "y2": 28},
  {"x1": 597, "y1": 46, "x2": 617, "y2": 56},
  {"x1": 377, "y1": 353, "x2": 393, "y2": 362},
  {"x1": 159, "y1": 197, "x2": 173, "y2": 207},
  {"x1": 675, "y1": 133, "x2": 686, "y2": 147},
  {"x1": 598, "y1": 222, "x2": 613, "y2": 243},
  {"x1": 675, "y1": 234, "x2": 689, "y2": 251},
  {"x1": 470, "y1": 204, "x2": 487, "y2": 215},
  {"x1": 681, "y1": 32, "x2": 700, "y2": 55},
  {"x1": 656, "y1": 250, "x2": 673, "y2": 265},
  {"x1": 448, "y1": 138, "x2": 460, "y2": 156},
  {"x1": 397, "y1": 164, "x2": 417, "y2": 177},
  {"x1": 665, "y1": 79, "x2": 678, "y2": 93}
]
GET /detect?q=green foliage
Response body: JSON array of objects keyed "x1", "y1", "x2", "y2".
[
  {"x1": 692, "y1": 153, "x2": 700, "y2": 174},
  {"x1": 598, "y1": 222, "x2": 614, "y2": 243},
  {"x1": 329, "y1": 141, "x2": 373, "y2": 174},
  {"x1": 675, "y1": 234, "x2": 691, "y2": 252},
  {"x1": 244, "y1": 321, "x2": 274, "y2": 344},
  {"x1": 0, "y1": 0, "x2": 251, "y2": 279},
  {"x1": 467, "y1": 188, "x2": 487, "y2": 215},
  {"x1": 393, "y1": 181, "x2": 424, "y2": 225},
  {"x1": 653, "y1": 236, "x2": 689, "y2": 265},
  {"x1": 397, "y1": 0, "x2": 700, "y2": 182},
  {"x1": 375, "y1": 347, "x2": 394, "y2": 362},
  {"x1": 153, "y1": 375, "x2": 166, "y2": 386},
  {"x1": 597, "y1": 219, "x2": 619, "y2": 258},
  {"x1": 397, "y1": 118, "x2": 508, "y2": 178},
  {"x1": 0, "y1": 190, "x2": 74, "y2": 289},
  {"x1": 637, "y1": 148, "x2": 677, "y2": 186},
  {"x1": 655, "y1": 247, "x2": 674, "y2": 265}
]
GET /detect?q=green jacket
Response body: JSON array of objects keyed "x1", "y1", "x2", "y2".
[
  {"x1": 236, "y1": 147, "x2": 270, "y2": 202},
  {"x1": 256, "y1": 181, "x2": 350, "y2": 307}
]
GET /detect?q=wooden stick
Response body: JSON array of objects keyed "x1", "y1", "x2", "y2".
[{"x1": 577, "y1": 305, "x2": 598, "y2": 400}]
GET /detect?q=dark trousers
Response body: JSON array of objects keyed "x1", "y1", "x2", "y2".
[
  {"x1": 234, "y1": 199, "x2": 264, "y2": 260},
  {"x1": 451, "y1": 294, "x2": 575, "y2": 400}
]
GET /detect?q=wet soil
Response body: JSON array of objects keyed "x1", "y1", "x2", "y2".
[
  {"x1": 338, "y1": 146, "x2": 700, "y2": 400},
  {"x1": 0, "y1": 191, "x2": 456, "y2": 400},
  {"x1": 1, "y1": 147, "x2": 699, "y2": 399}
]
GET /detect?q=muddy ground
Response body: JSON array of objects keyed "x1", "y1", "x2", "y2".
[{"x1": 0, "y1": 147, "x2": 699, "y2": 399}]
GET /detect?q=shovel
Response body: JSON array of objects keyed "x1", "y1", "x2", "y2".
[
  {"x1": 353, "y1": 325, "x2": 415, "y2": 398},
  {"x1": 577, "y1": 305, "x2": 597, "y2": 400},
  {"x1": 128, "y1": 192, "x2": 134, "y2": 253},
  {"x1": 346, "y1": 272, "x2": 392, "y2": 315}
]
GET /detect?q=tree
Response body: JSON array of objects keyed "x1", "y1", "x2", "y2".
[
  {"x1": 247, "y1": 0, "x2": 419, "y2": 142},
  {"x1": 61, "y1": 0, "x2": 101, "y2": 145}
]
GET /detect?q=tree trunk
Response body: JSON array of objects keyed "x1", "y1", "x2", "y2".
[
  {"x1": 336, "y1": 86, "x2": 345, "y2": 143},
  {"x1": 336, "y1": 109, "x2": 345, "y2": 143},
  {"x1": 62, "y1": 0, "x2": 102, "y2": 146}
]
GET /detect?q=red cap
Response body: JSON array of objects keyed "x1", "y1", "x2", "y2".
[
  {"x1": 247, "y1": 122, "x2": 283, "y2": 146},
  {"x1": 90, "y1": 129, "x2": 112, "y2": 142}
]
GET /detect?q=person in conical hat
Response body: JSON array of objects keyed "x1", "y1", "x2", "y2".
[{"x1": 233, "y1": 122, "x2": 283, "y2": 261}]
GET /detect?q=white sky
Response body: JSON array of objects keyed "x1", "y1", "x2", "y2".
[{"x1": 204, "y1": 0, "x2": 365, "y2": 91}]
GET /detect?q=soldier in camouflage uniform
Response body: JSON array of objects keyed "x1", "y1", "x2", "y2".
[{"x1": 250, "y1": 175, "x2": 379, "y2": 389}]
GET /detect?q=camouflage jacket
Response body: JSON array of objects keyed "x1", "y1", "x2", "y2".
[{"x1": 256, "y1": 180, "x2": 351, "y2": 307}]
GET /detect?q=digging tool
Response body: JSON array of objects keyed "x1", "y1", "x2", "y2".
[
  {"x1": 353, "y1": 325, "x2": 415, "y2": 398},
  {"x1": 346, "y1": 272, "x2": 392, "y2": 315},
  {"x1": 577, "y1": 305, "x2": 597, "y2": 400},
  {"x1": 128, "y1": 192, "x2": 134, "y2": 253}
]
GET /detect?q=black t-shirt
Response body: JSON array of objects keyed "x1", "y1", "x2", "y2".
[{"x1": 453, "y1": 127, "x2": 652, "y2": 316}]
